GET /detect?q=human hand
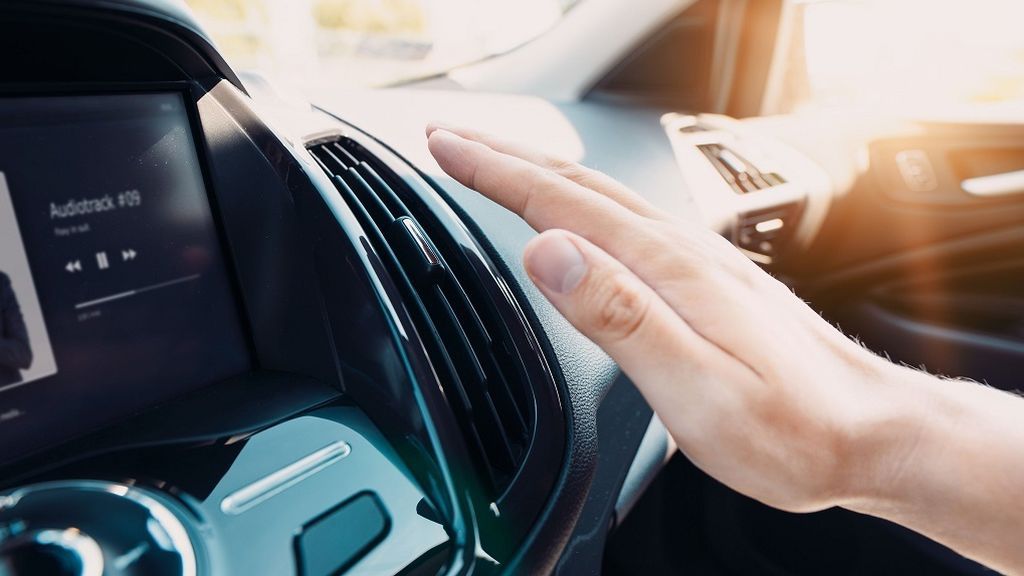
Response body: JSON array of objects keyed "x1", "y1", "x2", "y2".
[
  {"x1": 426, "y1": 125, "x2": 1024, "y2": 574},
  {"x1": 424, "y1": 124, "x2": 918, "y2": 514}
]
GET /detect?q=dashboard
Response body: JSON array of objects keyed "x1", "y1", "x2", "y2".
[{"x1": 0, "y1": 2, "x2": 835, "y2": 576}]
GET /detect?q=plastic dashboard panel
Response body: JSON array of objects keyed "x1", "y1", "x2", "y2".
[
  {"x1": 0, "y1": 1, "x2": 694, "y2": 575},
  {"x1": 0, "y1": 3, "x2": 475, "y2": 574}
]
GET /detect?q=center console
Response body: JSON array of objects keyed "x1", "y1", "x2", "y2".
[
  {"x1": 0, "y1": 80, "x2": 456, "y2": 574},
  {"x1": 0, "y1": 3, "x2": 545, "y2": 574}
]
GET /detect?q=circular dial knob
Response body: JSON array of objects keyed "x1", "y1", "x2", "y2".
[{"x1": 0, "y1": 481, "x2": 200, "y2": 576}]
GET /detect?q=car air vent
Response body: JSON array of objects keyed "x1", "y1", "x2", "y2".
[
  {"x1": 735, "y1": 202, "x2": 802, "y2": 263},
  {"x1": 698, "y1": 142, "x2": 785, "y2": 194},
  {"x1": 308, "y1": 139, "x2": 532, "y2": 496}
]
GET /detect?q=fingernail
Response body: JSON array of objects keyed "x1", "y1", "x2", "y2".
[
  {"x1": 428, "y1": 128, "x2": 461, "y2": 146},
  {"x1": 526, "y1": 232, "x2": 587, "y2": 294},
  {"x1": 425, "y1": 121, "x2": 454, "y2": 137},
  {"x1": 427, "y1": 129, "x2": 469, "y2": 174}
]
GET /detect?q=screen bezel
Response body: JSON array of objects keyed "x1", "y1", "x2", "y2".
[{"x1": 0, "y1": 82, "x2": 258, "y2": 454}]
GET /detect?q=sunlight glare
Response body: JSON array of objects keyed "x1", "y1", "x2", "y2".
[{"x1": 799, "y1": 0, "x2": 1024, "y2": 120}]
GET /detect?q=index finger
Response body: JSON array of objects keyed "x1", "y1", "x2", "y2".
[
  {"x1": 427, "y1": 128, "x2": 652, "y2": 243},
  {"x1": 426, "y1": 122, "x2": 666, "y2": 220}
]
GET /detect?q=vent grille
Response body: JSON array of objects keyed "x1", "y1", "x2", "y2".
[
  {"x1": 698, "y1": 142, "x2": 785, "y2": 194},
  {"x1": 735, "y1": 203, "x2": 802, "y2": 263},
  {"x1": 309, "y1": 139, "x2": 531, "y2": 495}
]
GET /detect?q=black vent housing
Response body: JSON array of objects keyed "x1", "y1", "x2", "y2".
[
  {"x1": 308, "y1": 138, "x2": 542, "y2": 501},
  {"x1": 698, "y1": 142, "x2": 786, "y2": 194},
  {"x1": 735, "y1": 202, "x2": 803, "y2": 263}
]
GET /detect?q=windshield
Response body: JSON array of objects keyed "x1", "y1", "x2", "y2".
[
  {"x1": 185, "y1": 0, "x2": 577, "y2": 96},
  {"x1": 778, "y1": 0, "x2": 1024, "y2": 120}
]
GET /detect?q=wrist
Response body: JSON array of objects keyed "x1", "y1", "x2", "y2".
[
  {"x1": 835, "y1": 360, "x2": 1024, "y2": 573},
  {"x1": 835, "y1": 359, "x2": 954, "y2": 515}
]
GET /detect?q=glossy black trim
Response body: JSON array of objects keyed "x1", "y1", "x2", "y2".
[
  {"x1": 1, "y1": 1, "x2": 244, "y2": 91},
  {"x1": 289, "y1": 133, "x2": 481, "y2": 575},
  {"x1": 305, "y1": 119, "x2": 567, "y2": 560},
  {"x1": 0, "y1": 372, "x2": 341, "y2": 488},
  {"x1": 195, "y1": 83, "x2": 480, "y2": 573}
]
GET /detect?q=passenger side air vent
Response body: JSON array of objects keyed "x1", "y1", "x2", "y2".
[
  {"x1": 735, "y1": 202, "x2": 802, "y2": 264},
  {"x1": 308, "y1": 139, "x2": 532, "y2": 496},
  {"x1": 698, "y1": 142, "x2": 786, "y2": 194}
]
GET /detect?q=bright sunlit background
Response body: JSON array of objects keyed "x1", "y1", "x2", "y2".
[
  {"x1": 785, "y1": 0, "x2": 1024, "y2": 119},
  {"x1": 185, "y1": 0, "x2": 575, "y2": 97},
  {"x1": 186, "y1": 0, "x2": 1024, "y2": 120}
]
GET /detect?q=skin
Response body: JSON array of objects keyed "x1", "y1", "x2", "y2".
[{"x1": 425, "y1": 124, "x2": 1024, "y2": 575}]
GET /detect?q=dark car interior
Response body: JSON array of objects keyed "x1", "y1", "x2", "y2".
[{"x1": 0, "y1": 0, "x2": 1021, "y2": 575}]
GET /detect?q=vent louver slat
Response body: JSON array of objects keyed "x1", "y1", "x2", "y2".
[
  {"x1": 697, "y1": 142, "x2": 786, "y2": 194},
  {"x1": 309, "y1": 138, "x2": 532, "y2": 495}
]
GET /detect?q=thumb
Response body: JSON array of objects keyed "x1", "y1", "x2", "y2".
[{"x1": 522, "y1": 230, "x2": 706, "y2": 387}]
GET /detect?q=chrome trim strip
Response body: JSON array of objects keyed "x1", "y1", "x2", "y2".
[
  {"x1": 962, "y1": 169, "x2": 1024, "y2": 198},
  {"x1": 401, "y1": 217, "x2": 440, "y2": 265},
  {"x1": 220, "y1": 440, "x2": 351, "y2": 516},
  {"x1": 753, "y1": 217, "x2": 785, "y2": 233}
]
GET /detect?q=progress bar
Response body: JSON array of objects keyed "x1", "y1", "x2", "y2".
[{"x1": 74, "y1": 274, "x2": 201, "y2": 310}]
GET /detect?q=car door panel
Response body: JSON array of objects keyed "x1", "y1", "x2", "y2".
[{"x1": 793, "y1": 123, "x2": 1024, "y2": 393}]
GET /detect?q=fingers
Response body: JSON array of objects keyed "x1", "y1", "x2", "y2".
[
  {"x1": 427, "y1": 127, "x2": 797, "y2": 376},
  {"x1": 426, "y1": 123, "x2": 665, "y2": 219},
  {"x1": 427, "y1": 128, "x2": 654, "y2": 242},
  {"x1": 427, "y1": 127, "x2": 688, "y2": 294},
  {"x1": 425, "y1": 127, "x2": 727, "y2": 291},
  {"x1": 522, "y1": 229, "x2": 741, "y2": 397}
]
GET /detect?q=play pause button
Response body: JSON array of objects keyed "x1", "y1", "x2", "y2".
[{"x1": 122, "y1": 249, "x2": 137, "y2": 261}]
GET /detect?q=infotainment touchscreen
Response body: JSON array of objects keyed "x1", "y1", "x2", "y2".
[{"x1": 0, "y1": 92, "x2": 250, "y2": 463}]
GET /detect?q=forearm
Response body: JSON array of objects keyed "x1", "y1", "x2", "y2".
[{"x1": 846, "y1": 364, "x2": 1024, "y2": 574}]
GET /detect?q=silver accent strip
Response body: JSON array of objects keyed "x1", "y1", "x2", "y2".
[
  {"x1": 962, "y1": 169, "x2": 1024, "y2": 198},
  {"x1": 220, "y1": 440, "x2": 351, "y2": 516},
  {"x1": 401, "y1": 217, "x2": 440, "y2": 265},
  {"x1": 753, "y1": 218, "x2": 785, "y2": 233}
]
